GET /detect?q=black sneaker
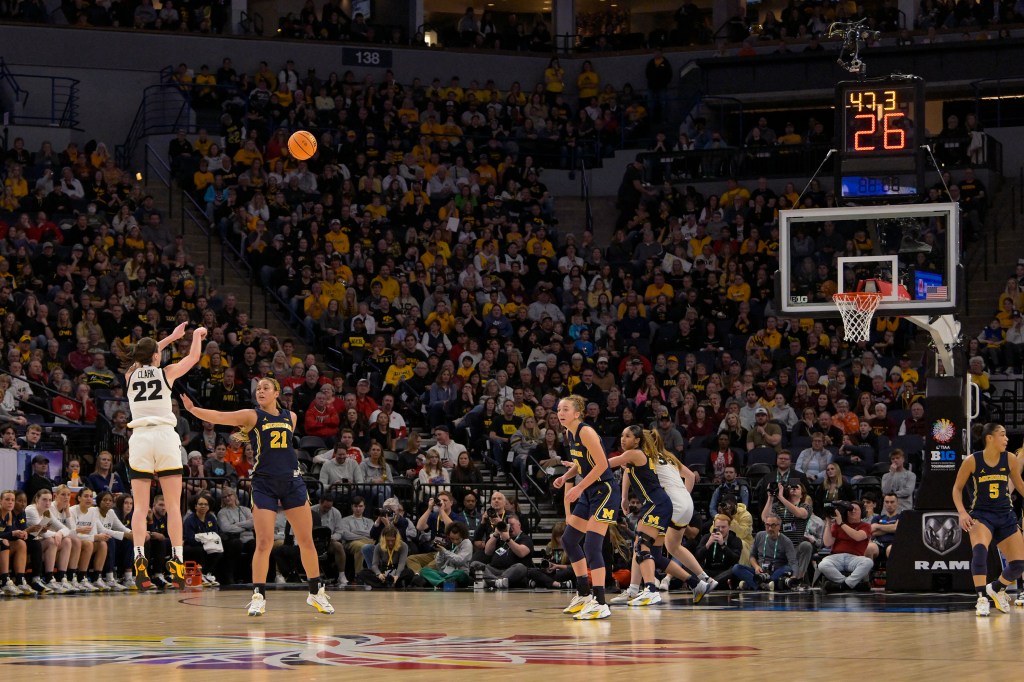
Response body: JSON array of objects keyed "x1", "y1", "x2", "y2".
[
  {"x1": 823, "y1": 580, "x2": 843, "y2": 594},
  {"x1": 134, "y1": 557, "x2": 155, "y2": 591},
  {"x1": 854, "y1": 581, "x2": 871, "y2": 592},
  {"x1": 166, "y1": 559, "x2": 186, "y2": 588}
]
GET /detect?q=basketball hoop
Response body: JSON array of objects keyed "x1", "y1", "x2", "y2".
[{"x1": 833, "y1": 292, "x2": 883, "y2": 343}]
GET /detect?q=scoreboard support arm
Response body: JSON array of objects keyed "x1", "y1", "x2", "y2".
[{"x1": 796, "y1": 148, "x2": 837, "y2": 207}]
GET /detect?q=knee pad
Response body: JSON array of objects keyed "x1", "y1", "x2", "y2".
[
  {"x1": 1006, "y1": 559, "x2": 1024, "y2": 581},
  {"x1": 971, "y1": 544, "x2": 988, "y2": 576},
  {"x1": 562, "y1": 525, "x2": 586, "y2": 564},
  {"x1": 584, "y1": 531, "x2": 605, "y2": 570},
  {"x1": 634, "y1": 535, "x2": 654, "y2": 564}
]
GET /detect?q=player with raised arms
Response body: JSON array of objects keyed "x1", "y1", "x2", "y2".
[
  {"x1": 610, "y1": 428, "x2": 717, "y2": 605},
  {"x1": 554, "y1": 395, "x2": 617, "y2": 620},
  {"x1": 116, "y1": 322, "x2": 206, "y2": 590},
  {"x1": 951, "y1": 422, "x2": 1024, "y2": 616},
  {"x1": 181, "y1": 378, "x2": 334, "y2": 616}
]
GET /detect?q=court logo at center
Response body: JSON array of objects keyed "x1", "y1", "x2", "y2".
[
  {"x1": 0, "y1": 633, "x2": 760, "y2": 669},
  {"x1": 922, "y1": 512, "x2": 962, "y2": 555}
]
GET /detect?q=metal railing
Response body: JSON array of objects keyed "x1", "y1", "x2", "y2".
[
  {"x1": 0, "y1": 60, "x2": 80, "y2": 129},
  {"x1": 115, "y1": 83, "x2": 192, "y2": 169},
  {"x1": 638, "y1": 133, "x2": 1003, "y2": 185},
  {"x1": 0, "y1": 57, "x2": 28, "y2": 108}
]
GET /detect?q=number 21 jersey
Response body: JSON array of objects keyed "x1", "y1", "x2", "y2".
[{"x1": 127, "y1": 364, "x2": 176, "y2": 428}]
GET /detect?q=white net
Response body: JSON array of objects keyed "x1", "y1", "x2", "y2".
[{"x1": 833, "y1": 292, "x2": 883, "y2": 343}]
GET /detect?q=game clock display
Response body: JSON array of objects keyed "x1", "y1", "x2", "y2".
[{"x1": 835, "y1": 77, "x2": 926, "y2": 201}]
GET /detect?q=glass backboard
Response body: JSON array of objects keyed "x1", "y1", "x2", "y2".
[{"x1": 777, "y1": 203, "x2": 960, "y2": 317}]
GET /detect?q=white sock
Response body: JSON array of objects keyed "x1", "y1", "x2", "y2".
[
  {"x1": 172, "y1": 546, "x2": 184, "y2": 562},
  {"x1": 628, "y1": 583, "x2": 640, "y2": 593},
  {"x1": 134, "y1": 545, "x2": 145, "y2": 561},
  {"x1": 698, "y1": 572, "x2": 710, "y2": 581}
]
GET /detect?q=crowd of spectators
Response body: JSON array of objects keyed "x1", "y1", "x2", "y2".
[
  {"x1": 0, "y1": 33, "x2": 1010, "y2": 596},
  {"x1": 6, "y1": 0, "x2": 1022, "y2": 53}
]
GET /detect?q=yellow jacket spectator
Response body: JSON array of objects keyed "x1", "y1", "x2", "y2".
[
  {"x1": 543, "y1": 58, "x2": 565, "y2": 96},
  {"x1": 576, "y1": 61, "x2": 600, "y2": 103},
  {"x1": 193, "y1": 160, "x2": 214, "y2": 192},
  {"x1": 425, "y1": 303, "x2": 456, "y2": 334},
  {"x1": 525, "y1": 235, "x2": 556, "y2": 259},
  {"x1": 321, "y1": 269, "x2": 346, "y2": 302},
  {"x1": 303, "y1": 283, "x2": 331, "y2": 319},
  {"x1": 233, "y1": 140, "x2": 263, "y2": 168},
  {"x1": 644, "y1": 274, "x2": 674, "y2": 305},
  {"x1": 727, "y1": 275, "x2": 751, "y2": 302},
  {"x1": 719, "y1": 179, "x2": 750, "y2": 207},
  {"x1": 385, "y1": 357, "x2": 415, "y2": 387},
  {"x1": 325, "y1": 222, "x2": 350, "y2": 254},
  {"x1": 372, "y1": 268, "x2": 401, "y2": 302},
  {"x1": 255, "y1": 63, "x2": 277, "y2": 90}
]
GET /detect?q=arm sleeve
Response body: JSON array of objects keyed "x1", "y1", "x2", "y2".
[{"x1": 105, "y1": 511, "x2": 130, "y2": 539}]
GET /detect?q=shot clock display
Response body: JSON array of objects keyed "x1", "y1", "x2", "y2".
[
  {"x1": 842, "y1": 84, "x2": 916, "y2": 153},
  {"x1": 834, "y1": 77, "x2": 926, "y2": 201}
]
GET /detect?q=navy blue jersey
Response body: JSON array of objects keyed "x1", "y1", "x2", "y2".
[
  {"x1": 568, "y1": 423, "x2": 614, "y2": 483},
  {"x1": 969, "y1": 450, "x2": 1013, "y2": 514},
  {"x1": 248, "y1": 407, "x2": 300, "y2": 479},
  {"x1": 626, "y1": 450, "x2": 663, "y2": 502}
]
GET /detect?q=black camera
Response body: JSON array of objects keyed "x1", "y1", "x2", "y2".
[
  {"x1": 539, "y1": 559, "x2": 551, "y2": 569},
  {"x1": 384, "y1": 509, "x2": 397, "y2": 519},
  {"x1": 824, "y1": 500, "x2": 853, "y2": 520},
  {"x1": 494, "y1": 520, "x2": 508, "y2": 533},
  {"x1": 486, "y1": 508, "x2": 499, "y2": 519},
  {"x1": 766, "y1": 481, "x2": 781, "y2": 498}
]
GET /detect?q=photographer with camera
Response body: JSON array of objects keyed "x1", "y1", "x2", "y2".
[
  {"x1": 415, "y1": 522, "x2": 473, "y2": 588},
  {"x1": 818, "y1": 499, "x2": 874, "y2": 592},
  {"x1": 754, "y1": 450, "x2": 806, "y2": 501},
  {"x1": 695, "y1": 514, "x2": 743, "y2": 587},
  {"x1": 764, "y1": 480, "x2": 815, "y2": 583},
  {"x1": 708, "y1": 466, "x2": 750, "y2": 519},
  {"x1": 358, "y1": 526, "x2": 414, "y2": 589},
  {"x1": 361, "y1": 498, "x2": 414, "y2": 571},
  {"x1": 526, "y1": 521, "x2": 576, "y2": 589},
  {"x1": 407, "y1": 491, "x2": 455, "y2": 574},
  {"x1": 471, "y1": 491, "x2": 508, "y2": 563},
  {"x1": 471, "y1": 513, "x2": 534, "y2": 589},
  {"x1": 732, "y1": 514, "x2": 797, "y2": 591}
]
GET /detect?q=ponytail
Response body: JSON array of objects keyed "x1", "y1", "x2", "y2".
[{"x1": 114, "y1": 336, "x2": 159, "y2": 372}]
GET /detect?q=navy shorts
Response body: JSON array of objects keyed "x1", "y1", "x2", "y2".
[
  {"x1": 971, "y1": 509, "x2": 1021, "y2": 545},
  {"x1": 638, "y1": 494, "x2": 674, "y2": 533},
  {"x1": 571, "y1": 480, "x2": 620, "y2": 525},
  {"x1": 252, "y1": 476, "x2": 309, "y2": 511}
]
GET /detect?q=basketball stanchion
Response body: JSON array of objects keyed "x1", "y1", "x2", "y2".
[{"x1": 832, "y1": 292, "x2": 883, "y2": 343}]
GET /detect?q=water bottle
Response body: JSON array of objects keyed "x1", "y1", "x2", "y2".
[{"x1": 473, "y1": 567, "x2": 484, "y2": 590}]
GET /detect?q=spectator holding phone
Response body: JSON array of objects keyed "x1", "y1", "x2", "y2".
[{"x1": 695, "y1": 514, "x2": 743, "y2": 587}]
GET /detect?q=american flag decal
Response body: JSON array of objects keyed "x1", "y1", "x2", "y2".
[{"x1": 925, "y1": 286, "x2": 948, "y2": 300}]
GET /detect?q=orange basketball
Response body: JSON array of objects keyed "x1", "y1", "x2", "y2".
[{"x1": 288, "y1": 130, "x2": 317, "y2": 160}]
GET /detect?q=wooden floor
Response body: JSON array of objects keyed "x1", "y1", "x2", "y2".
[{"x1": 1, "y1": 587, "x2": 1021, "y2": 680}]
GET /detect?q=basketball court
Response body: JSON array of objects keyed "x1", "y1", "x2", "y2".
[{"x1": 0, "y1": 588, "x2": 1020, "y2": 680}]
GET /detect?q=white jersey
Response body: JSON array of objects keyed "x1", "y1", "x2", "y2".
[
  {"x1": 657, "y1": 459, "x2": 694, "y2": 526},
  {"x1": 127, "y1": 365, "x2": 176, "y2": 429}
]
